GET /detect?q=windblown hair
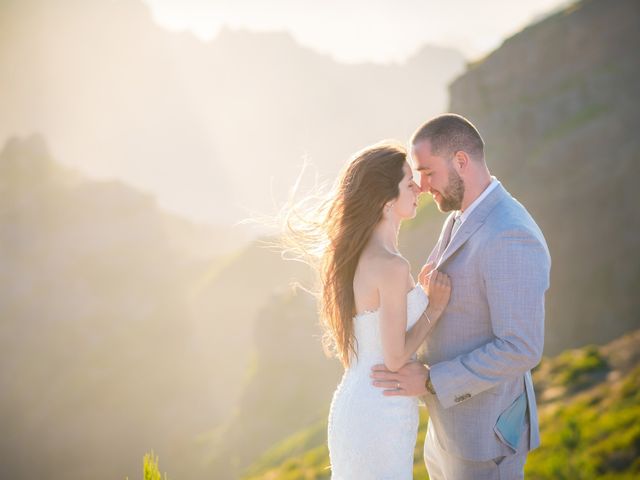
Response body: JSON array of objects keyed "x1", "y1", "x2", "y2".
[
  {"x1": 411, "y1": 113, "x2": 485, "y2": 160},
  {"x1": 281, "y1": 141, "x2": 407, "y2": 367}
]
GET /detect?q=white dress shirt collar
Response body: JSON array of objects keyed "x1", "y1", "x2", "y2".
[{"x1": 454, "y1": 176, "x2": 500, "y2": 226}]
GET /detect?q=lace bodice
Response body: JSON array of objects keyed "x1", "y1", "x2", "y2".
[{"x1": 350, "y1": 283, "x2": 429, "y2": 366}]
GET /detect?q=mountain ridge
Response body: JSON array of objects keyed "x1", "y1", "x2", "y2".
[{"x1": 0, "y1": 0, "x2": 465, "y2": 226}]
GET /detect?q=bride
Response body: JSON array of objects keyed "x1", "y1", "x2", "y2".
[{"x1": 284, "y1": 140, "x2": 451, "y2": 478}]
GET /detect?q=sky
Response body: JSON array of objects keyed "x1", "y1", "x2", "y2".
[{"x1": 143, "y1": 0, "x2": 573, "y2": 63}]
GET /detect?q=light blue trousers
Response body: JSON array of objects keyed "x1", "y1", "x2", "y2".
[{"x1": 423, "y1": 420, "x2": 529, "y2": 480}]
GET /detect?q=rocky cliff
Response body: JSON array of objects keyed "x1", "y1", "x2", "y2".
[{"x1": 447, "y1": 0, "x2": 640, "y2": 353}]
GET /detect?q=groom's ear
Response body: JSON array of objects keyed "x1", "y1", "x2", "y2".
[{"x1": 452, "y1": 150, "x2": 470, "y2": 173}]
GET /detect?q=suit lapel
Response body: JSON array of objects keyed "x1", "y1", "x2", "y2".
[
  {"x1": 428, "y1": 212, "x2": 456, "y2": 264},
  {"x1": 436, "y1": 184, "x2": 509, "y2": 268}
]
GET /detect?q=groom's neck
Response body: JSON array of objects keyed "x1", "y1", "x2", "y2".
[{"x1": 460, "y1": 171, "x2": 492, "y2": 212}]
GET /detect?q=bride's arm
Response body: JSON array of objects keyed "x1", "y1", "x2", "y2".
[{"x1": 378, "y1": 258, "x2": 450, "y2": 372}]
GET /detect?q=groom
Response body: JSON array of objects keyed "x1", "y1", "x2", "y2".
[{"x1": 371, "y1": 114, "x2": 551, "y2": 479}]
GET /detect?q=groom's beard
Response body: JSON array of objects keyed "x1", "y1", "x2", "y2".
[{"x1": 437, "y1": 167, "x2": 465, "y2": 212}]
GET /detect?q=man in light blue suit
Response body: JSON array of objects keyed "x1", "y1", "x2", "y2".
[{"x1": 372, "y1": 114, "x2": 551, "y2": 479}]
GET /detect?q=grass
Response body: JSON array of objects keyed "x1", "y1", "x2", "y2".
[
  {"x1": 526, "y1": 365, "x2": 640, "y2": 479},
  {"x1": 126, "y1": 450, "x2": 169, "y2": 480},
  {"x1": 553, "y1": 345, "x2": 609, "y2": 390}
]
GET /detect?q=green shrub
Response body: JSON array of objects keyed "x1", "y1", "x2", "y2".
[
  {"x1": 125, "y1": 450, "x2": 169, "y2": 480},
  {"x1": 555, "y1": 345, "x2": 608, "y2": 389}
]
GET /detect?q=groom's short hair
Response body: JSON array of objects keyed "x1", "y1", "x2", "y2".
[{"x1": 411, "y1": 114, "x2": 484, "y2": 160}]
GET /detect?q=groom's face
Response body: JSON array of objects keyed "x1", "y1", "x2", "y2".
[{"x1": 411, "y1": 140, "x2": 464, "y2": 212}]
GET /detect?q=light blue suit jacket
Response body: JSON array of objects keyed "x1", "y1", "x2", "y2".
[{"x1": 421, "y1": 182, "x2": 551, "y2": 461}]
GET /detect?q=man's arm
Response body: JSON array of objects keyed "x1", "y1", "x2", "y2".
[{"x1": 428, "y1": 228, "x2": 551, "y2": 408}]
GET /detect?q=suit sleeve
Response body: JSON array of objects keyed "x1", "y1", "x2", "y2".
[{"x1": 428, "y1": 228, "x2": 551, "y2": 409}]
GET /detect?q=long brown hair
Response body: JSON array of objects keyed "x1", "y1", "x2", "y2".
[{"x1": 282, "y1": 140, "x2": 407, "y2": 367}]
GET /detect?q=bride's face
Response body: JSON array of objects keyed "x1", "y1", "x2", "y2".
[{"x1": 392, "y1": 162, "x2": 421, "y2": 220}]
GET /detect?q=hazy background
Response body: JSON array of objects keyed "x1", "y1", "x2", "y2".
[{"x1": 1, "y1": 0, "x2": 638, "y2": 479}]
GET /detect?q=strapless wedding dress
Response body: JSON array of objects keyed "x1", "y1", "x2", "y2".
[{"x1": 327, "y1": 284, "x2": 429, "y2": 479}]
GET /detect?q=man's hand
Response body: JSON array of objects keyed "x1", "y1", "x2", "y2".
[{"x1": 370, "y1": 361, "x2": 429, "y2": 397}]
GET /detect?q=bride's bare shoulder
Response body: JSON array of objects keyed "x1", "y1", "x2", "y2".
[
  {"x1": 359, "y1": 247, "x2": 410, "y2": 282},
  {"x1": 354, "y1": 249, "x2": 411, "y2": 309}
]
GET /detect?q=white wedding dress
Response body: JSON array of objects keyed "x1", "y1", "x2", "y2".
[{"x1": 328, "y1": 284, "x2": 429, "y2": 479}]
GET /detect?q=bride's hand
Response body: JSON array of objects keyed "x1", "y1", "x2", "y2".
[
  {"x1": 418, "y1": 261, "x2": 435, "y2": 290},
  {"x1": 425, "y1": 270, "x2": 451, "y2": 320}
]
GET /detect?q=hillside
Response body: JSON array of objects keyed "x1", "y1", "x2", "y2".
[
  {"x1": 240, "y1": 329, "x2": 640, "y2": 479},
  {"x1": 202, "y1": 289, "x2": 342, "y2": 479},
  {"x1": 0, "y1": 135, "x2": 247, "y2": 480}
]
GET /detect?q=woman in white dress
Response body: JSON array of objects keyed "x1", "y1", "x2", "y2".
[{"x1": 284, "y1": 140, "x2": 451, "y2": 479}]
